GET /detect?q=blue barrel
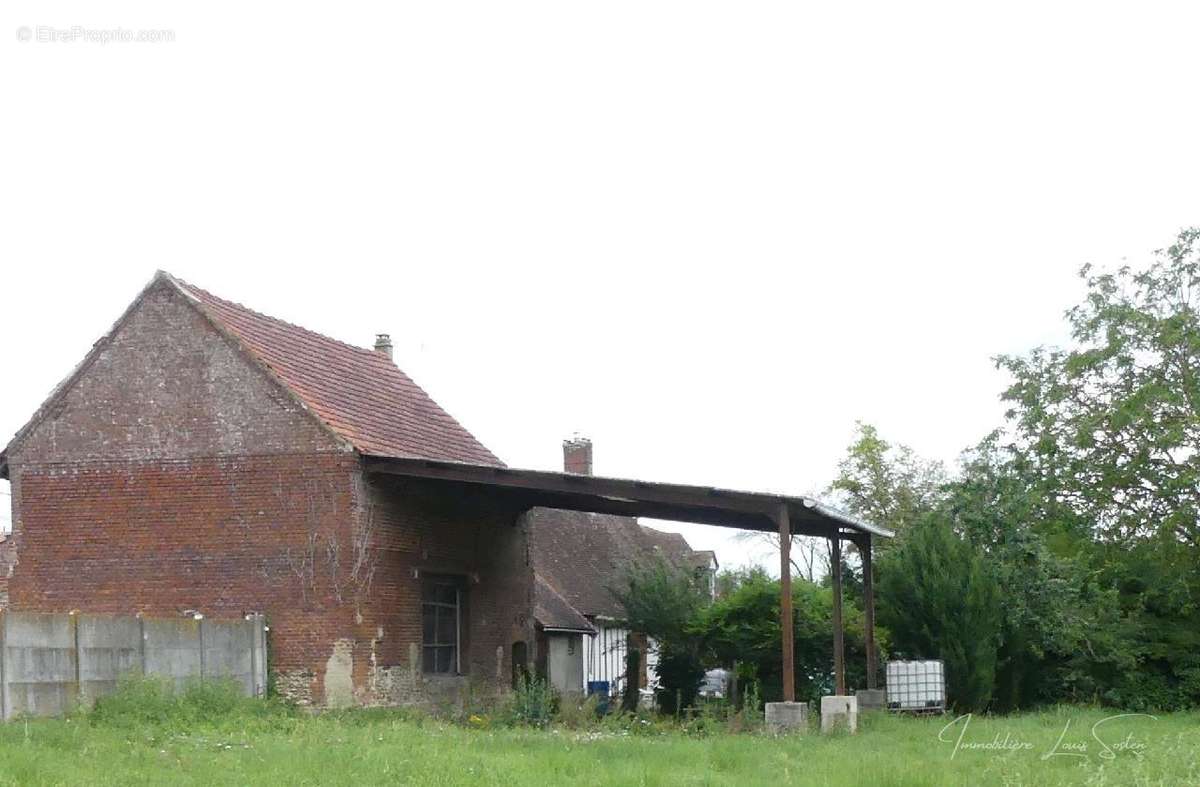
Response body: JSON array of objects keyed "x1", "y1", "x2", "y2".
[{"x1": 586, "y1": 681, "x2": 611, "y2": 714}]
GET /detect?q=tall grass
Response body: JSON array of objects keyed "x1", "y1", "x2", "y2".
[
  {"x1": 87, "y1": 676, "x2": 283, "y2": 729},
  {"x1": 0, "y1": 681, "x2": 1191, "y2": 786}
]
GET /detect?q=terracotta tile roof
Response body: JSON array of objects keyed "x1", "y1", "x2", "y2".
[
  {"x1": 528, "y1": 508, "x2": 711, "y2": 622},
  {"x1": 170, "y1": 275, "x2": 502, "y2": 466},
  {"x1": 534, "y1": 575, "x2": 596, "y2": 633}
]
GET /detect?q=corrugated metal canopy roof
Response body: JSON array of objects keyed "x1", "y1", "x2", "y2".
[{"x1": 363, "y1": 455, "x2": 893, "y2": 540}]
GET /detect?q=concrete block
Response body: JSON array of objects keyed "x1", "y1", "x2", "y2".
[
  {"x1": 855, "y1": 688, "x2": 887, "y2": 712},
  {"x1": 820, "y1": 695, "x2": 858, "y2": 733},
  {"x1": 765, "y1": 701, "x2": 809, "y2": 734}
]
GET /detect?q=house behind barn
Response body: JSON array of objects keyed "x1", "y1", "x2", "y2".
[{"x1": 529, "y1": 438, "x2": 717, "y2": 697}]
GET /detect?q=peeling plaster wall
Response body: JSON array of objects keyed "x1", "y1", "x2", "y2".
[{"x1": 323, "y1": 639, "x2": 355, "y2": 708}]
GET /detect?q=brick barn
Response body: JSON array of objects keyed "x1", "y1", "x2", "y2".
[{"x1": 0, "y1": 272, "x2": 889, "y2": 709}]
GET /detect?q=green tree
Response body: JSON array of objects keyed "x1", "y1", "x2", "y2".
[
  {"x1": 700, "y1": 570, "x2": 881, "y2": 704},
  {"x1": 877, "y1": 514, "x2": 1002, "y2": 711},
  {"x1": 611, "y1": 556, "x2": 711, "y2": 712},
  {"x1": 828, "y1": 421, "x2": 947, "y2": 544},
  {"x1": 943, "y1": 435, "x2": 1128, "y2": 710},
  {"x1": 992, "y1": 227, "x2": 1200, "y2": 710},
  {"x1": 996, "y1": 228, "x2": 1200, "y2": 548}
]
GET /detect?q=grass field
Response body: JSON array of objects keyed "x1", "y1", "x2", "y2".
[{"x1": 0, "y1": 684, "x2": 1195, "y2": 786}]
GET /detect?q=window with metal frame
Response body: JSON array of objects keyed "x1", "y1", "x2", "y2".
[{"x1": 422, "y1": 575, "x2": 466, "y2": 675}]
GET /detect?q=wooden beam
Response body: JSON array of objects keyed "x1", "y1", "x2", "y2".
[
  {"x1": 862, "y1": 536, "x2": 878, "y2": 690},
  {"x1": 778, "y1": 504, "x2": 795, "y2": 703},
  {"x1": 831, "y1": 535, "x2": 846, "y2": 696},
  {"x1": 367, "y1": 456, "x2": 775, "y2": 513}
]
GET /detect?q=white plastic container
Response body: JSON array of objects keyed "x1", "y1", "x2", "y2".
[{"x1": 885, "y1": 660, "x2": 946, "y2": 712}]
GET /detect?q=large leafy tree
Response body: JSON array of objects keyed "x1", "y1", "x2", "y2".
[
  {"x1": 996, "y1": 228, "x2": 1200, "y2": 548},
  {"x1": 944, "y1": 435, "x2": 1129, "y2": 710},
  {"x1": 992, "y1": 228, "x2": 1200, "y2": 710},
  {"x1": 827, "y1": 421, "x2": 947, "y2": 544}
]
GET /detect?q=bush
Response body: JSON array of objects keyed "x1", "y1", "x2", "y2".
[
  {"x1": 501, "y1": 675, "x2": 556, "y2": 728},
  {"x1": 701, "y1": 572, "x2": 880, "y2": 704},
  {"x1": 556, "y1": 693, "x2": 602, "y2": 729},
  {"x1": 611, "y1": 556, "x2": 711, "y2": 713},
  {"x1": 654, "y1": 645, "x2": 705, "y2": 715}
]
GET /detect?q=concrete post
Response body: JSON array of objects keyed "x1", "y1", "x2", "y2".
[
  {"x1": 198, "y1": 618, "x2": 206, "y2": 680},
  {"x1": 249, "y1": 617, "x2": 259, "y2": 697},
  {"x1": 820, "y1": 694, "x2": 858, "y2": 733},
  {"x1": 138, "y1": 615, "x2": 146, "y2": 676},
  {"x1": 765, "y1": 701, "x2": 809, "y2": 734},
  {"x1": 253, "y1": 614, "x2": 268, "y2": 697},
  {"x1": 0, "y1": 610, "x2": 7, "y2": 721},
  {"x1": 71, "y1": 612, "x2": 81, "y2": 708}
]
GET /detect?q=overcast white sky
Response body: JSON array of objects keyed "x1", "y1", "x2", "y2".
[{"x1": 2, "y1": 2, "x2": 1199, "y2": 566}]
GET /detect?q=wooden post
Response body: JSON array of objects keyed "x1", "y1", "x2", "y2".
[
  {"x1": 831, "y1": 534, "x2": 846, "y2": 696},
  {"x1": 862, "y1": 536, "x2": 878, "y2": 690},
  {"x1": 778, "y1": 503, "x2": 795, "y2": 703}
]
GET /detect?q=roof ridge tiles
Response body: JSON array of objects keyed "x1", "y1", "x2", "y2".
[
  {"x1": 170, "y1": 275, "x2": 385, "y2": 360},
  {"x1": 160, "y1": 271, "x2": 503, "y2": 467}
]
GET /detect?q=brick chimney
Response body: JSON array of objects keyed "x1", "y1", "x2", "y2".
[
  {"x1": 563, "y1": 436, "x2": 592, "y2": 475},
  {"x1": 374, "y1": 333, "x2": 393, "y2": 360}
]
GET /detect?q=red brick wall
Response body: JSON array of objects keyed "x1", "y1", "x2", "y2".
[
  {"x1": 9, "y1": 454, "x2": 358, "y2": 675},
  {"x1": 4, "y1": 280, "x2": 534, "y2": 708},
  {"x1": 4, "y1": 280, "x2": 363, "y2": 704},
  {"x1": 354, "y1": 477, "x2": 534, "y2": 704},
  {"x1": 12, "y1": 282, "x2": 341, "y2": 465}
]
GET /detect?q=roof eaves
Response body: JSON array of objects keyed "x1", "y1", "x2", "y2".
[
  {"x1": 542, "y1": 626, "x2": 597, "y2": 635},
  {"x1": 368, "y1": 455, "x2": 893, "y2": 539},
  {"x1": 800, "y1": 498, "x2": 894, "y2": 539}
]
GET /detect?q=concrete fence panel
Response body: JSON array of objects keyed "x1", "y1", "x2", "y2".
[
  {"x1": 2, "y1": 612, "x2": 77, "y2": 719},
  {"x1": 0, "y1": 611, "x2": 267, "y2": 720},
  {"x1": 200, "y1": 619, "x2": 256, "y2": 696},
  {"x1": 142, "y1": 618, "x2": 203, "y2": 694},
  {"x1": 77, "y1": 614, "x2": 142, "y2": 705}
]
